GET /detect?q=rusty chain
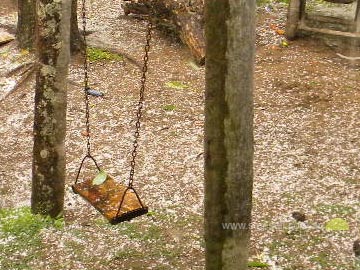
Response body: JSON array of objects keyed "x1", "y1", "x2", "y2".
[
  {"x1": 81, "y1": 0, "x2": 91, "y2": 155},
  {"x1": 128, "y1": 20, "x2": 153, "y2": 188}
]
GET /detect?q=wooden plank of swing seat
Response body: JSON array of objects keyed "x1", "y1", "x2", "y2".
[{"x1": 72, "y1": 176, "x2": 148, "y2": 224}]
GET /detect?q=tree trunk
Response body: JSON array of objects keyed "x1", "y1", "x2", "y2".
[
  {"x1": 32, "y1": 0, "x2": 71, "y2": 218},
  {"x1": 204, "y1": 0, "x2": 255, "y2": 268},
  {"x1": 17, "y1": 0, "x2": 36, "y2": 49},
  {"x1": 123, "y1": 0, "x2": 205, "y2": 64},
  {"x1": 70, "y1": 0, "x2": 84, "y2": 53},
  {"x1": 285, "y1": 0, "x2": 302, "y2": 40},
  {"x1": 17, "y1": 0, "x2": 82, "y2": 53}
]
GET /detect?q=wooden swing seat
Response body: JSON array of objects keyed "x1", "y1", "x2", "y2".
[{"x1": 72, "y1": 175, "x2": 148, "y2": 224}]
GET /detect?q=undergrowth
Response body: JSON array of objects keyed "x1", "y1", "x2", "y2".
[
  {"x1": 0, "y1": 207, "x2": 64, "y2": 269},
  {"x1": 87, "y1": 47, "x2": 123, "y2": 62}
]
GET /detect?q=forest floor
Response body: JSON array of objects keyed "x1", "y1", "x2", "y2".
[{"x1": 0, "y1": 0, "x2": 359, "y2": 269}]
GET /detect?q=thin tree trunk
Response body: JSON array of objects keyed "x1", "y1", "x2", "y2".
[
  {"x1": 70, "y1": 0, "x2": 84, "y2": 53},
  {"x1": 17, "y1": 0, "x2": 36, "y2": 49},
  {"x1": 204, "y1": 0, "x2": 255, "y2": 268},
  {"x1": 32, "y1": 0, "x2": 71, "y2": 217}
]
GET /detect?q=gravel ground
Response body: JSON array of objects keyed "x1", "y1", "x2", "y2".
[{"x1": 0, "y1": 1, "x2": 359, "y2": 269}]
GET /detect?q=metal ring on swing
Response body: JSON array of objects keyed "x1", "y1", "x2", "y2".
[{"x1": 74, "y1": 154, "x2": 101, "y2": 185}]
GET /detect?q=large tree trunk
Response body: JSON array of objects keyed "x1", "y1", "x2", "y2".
[
  {"x1": 204, "y1": 0, "x2": 255, "y2": 268},
  {"x1": 32, "y1": 0, "x2": 71, "y2": 218},
  {"x1": 17, "y1": 0, "x2": 82, "y2": 53},
  {"x1": 17, "y1": 0, "x2": 36, "y2": 49},
  {"x1": 123, "y1": 0, "x2": 205, "y2": 64}
]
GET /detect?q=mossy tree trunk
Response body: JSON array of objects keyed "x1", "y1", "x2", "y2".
[
  {"x1": 204, "y1": 0, "x2": 256, "y2": 269},
  {"x1": 32, "y1": 0, "x2": 71, "y2": 218},
  {"x1": 17, "y1": 0, "x2": 82, "y2": 52},
  {"x1": 17, "y1": 0, "x2": 36, "y2": 49}
]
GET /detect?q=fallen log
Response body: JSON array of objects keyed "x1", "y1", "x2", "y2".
[{"x1": 122, "y1": 0, "x2": 205, "y2": 65}]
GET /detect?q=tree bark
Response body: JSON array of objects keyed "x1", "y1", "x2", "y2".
[
  {"x1": 17, "y1": 0, "x2": 82, "y2": 53},
  {"x1": 204, "y1": 0, "x2": 255, "y2": 268},
  {"x1": 285, "y1": 0, "x2": 302, "y2": 40},
  {"x1": 17, "y1": 0, "x2": 36, "y2": 49},
  {"x1": 32, "y1": 0, "x2": 71, "y2": 218},
  {"x1": 123, "y1": 0, "x2": 205, "y2": 64},
  {"x1": 70, "y1": 0, "x2": 84, "y2": 53}
]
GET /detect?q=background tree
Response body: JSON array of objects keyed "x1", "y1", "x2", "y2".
[
  {"x1": 204, "y1": 0, "x2": 256, "y2": 268},
  {"x1": 17, "y1": 0, "x2": 83, "y2": 52},
  {"x1": 17, "y1": 0, "x2": 36, "y2": 49},
  {"x1": 31, "y1": 0, "x2": 71, "y2": 217},
  {"x1": 70, "y1": 0, "x2": 84, "y2": 52}
]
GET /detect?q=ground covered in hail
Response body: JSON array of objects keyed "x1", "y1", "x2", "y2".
[{"x1": 0, "y1": 0, "x2": 359, "y2": 269}]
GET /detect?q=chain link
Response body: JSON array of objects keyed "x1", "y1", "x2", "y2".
[
  {"x1": 81, "y1": 0, "x2": 91, "y2": 155},
  {"x1": 128, "y1": 21, "x2": 153, "y2": 188}
]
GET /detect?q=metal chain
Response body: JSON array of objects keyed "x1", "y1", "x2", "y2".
[
  {"x1": 81, "y1": 0, "x2": 91, "y2": 155},
  {"x1": 128, "y1": 20, "x2": 153, "y2": 188},
  {"x1": 80, "y1": 0, "x2": 152, "y2": 186}
]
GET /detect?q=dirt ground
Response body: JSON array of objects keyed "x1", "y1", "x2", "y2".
[{"x1": 0, "y1": 0, "x2": 359, "y2": 269}]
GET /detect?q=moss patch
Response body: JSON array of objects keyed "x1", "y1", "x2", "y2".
[
  {"x1": 87, "y1": 47, "x2": 123, "y2": 62},
  {"x1": 0, "y1": 207, "x2": 64, "y2": 269},
  {"x1": 315, "y1": 203, "x2": 356, "y2": 216}
]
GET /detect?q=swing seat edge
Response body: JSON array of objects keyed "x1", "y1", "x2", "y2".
[{"x1": 72, "y1": 176, "x2": 148, "y2": 224}]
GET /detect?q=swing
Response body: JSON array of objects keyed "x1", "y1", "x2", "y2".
[{"x1": 72, "y1": 0, "x2": 152, "y2": 224}]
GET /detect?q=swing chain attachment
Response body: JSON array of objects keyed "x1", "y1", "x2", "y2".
[{"x1": 128, "y1": 20, "x2": 153, "y2": 188}]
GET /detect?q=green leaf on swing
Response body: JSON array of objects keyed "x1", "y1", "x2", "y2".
[
  {"x1": 165, "y1": 81, "x2": 188, "y2": 90},
  {"x1": 92, "y1": 170, "x2": 108, "y2": 185}
]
